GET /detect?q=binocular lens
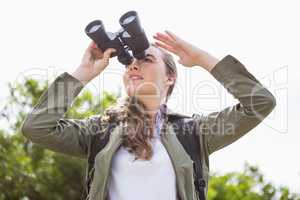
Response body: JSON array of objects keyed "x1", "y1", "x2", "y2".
[
  {"x1": 122, "y1": 15, "x2": 136, "y2": 25},
  {"x1": 89, "y1": 24, "x2": 102, "y2": 33},
  {"x1": 86, "y1": 20, "x2": 103, "y2": 34},
  {"x1": 119, "y1": 11, "x2": 138, "y2": 28}
]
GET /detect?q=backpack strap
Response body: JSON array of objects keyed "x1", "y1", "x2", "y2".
[{"x1": 168, "y1": 114, "x2": 207, "y2": 200}]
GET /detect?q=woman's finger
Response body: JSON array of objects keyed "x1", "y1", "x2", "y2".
[
  {"x1": 153, "y1": 35, "x2": 174, "y2": 47},
  {"x1": 165, "y1": 30, "x2": 180, "y2": 42},
  {"x1": 154, "y1": 33, "x2": 176, "y2": 47},
  {"x1": 154, "y1": 41, "x2": 178, "y2": 55},
  {"x1": 102, "y1": 48, "x2": 116, "y2": 61},
  {"x1": 88, "y1": 41, "x2": 96, "y2": 49},
  {"x1": 156, "y1": 32, "x2": 176, "y2": 42},
  {"x1": 165, "y1": 30, "x2": 187, "y2": 49},
  {"x1": 91, "y1": 48, "x2": 103, "y2": 60}
]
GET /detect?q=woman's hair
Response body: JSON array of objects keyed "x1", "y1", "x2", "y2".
[{"x1": 99, "y1": 43, "x2": 177, "y2": 160}]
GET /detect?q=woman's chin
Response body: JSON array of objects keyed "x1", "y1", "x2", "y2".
[
  {"x1": 125, "y1": 87, "x2": 154, "y2": 98},
  {"x1": 125, "y1": 81, "x2": 160, "y2": 98}
]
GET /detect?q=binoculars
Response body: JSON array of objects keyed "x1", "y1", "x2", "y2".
[{"x1": 85, "y1": 11, "x2": 150, "y2": 65}]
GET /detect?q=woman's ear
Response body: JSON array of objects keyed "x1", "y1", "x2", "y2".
[{"x1": 165, "y1": 76, "x2": 175, "y2": 86}]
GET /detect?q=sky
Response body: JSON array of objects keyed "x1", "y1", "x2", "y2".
[{"x1": 0, "y1": 0, "x2": 299, "y2": 192}]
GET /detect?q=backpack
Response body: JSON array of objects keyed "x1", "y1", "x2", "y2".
[{"x1": 81, "y1": 113, "x2": 206, "y2": 200}]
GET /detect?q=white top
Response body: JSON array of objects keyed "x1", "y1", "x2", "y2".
[
  {"x1": 108, "y1": 138, "x2": 177, "y2": 200},
  {"x1": 108, "y1": 105, "x2": 177, "y2": 200}
]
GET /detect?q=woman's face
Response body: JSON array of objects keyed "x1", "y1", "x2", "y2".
[{"x1": 123, "y1": 46, "x2": 171, "y2": 100}]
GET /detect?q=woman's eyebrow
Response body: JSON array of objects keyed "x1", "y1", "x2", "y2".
[{"x1": 145, "y1": 53, "x2": 157, "y2": 60}]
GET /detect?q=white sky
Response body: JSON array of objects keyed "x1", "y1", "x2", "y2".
[{"x1": 0, "y1": 0, "x2": 299, "y2": 193}]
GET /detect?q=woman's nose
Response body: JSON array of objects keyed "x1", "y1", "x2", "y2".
[{"x1": 127, "y1": 60, "x2": 140, "y2": 71}]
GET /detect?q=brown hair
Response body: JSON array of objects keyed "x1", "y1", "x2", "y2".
[{"x1": 100, "y1": 44, "x2": 177, "y2": 160}]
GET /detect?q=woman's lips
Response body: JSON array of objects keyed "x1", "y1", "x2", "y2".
[{"x1": 129, "y1": 75, "x2": 144, "y2": 80}]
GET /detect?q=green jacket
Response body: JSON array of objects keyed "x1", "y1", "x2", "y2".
[{"x1": 21, "y1": 54, "x2": 276, "y2": 200}]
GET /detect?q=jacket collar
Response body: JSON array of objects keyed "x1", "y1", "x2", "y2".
[{"x1": 159, "y1": 103, "x2": 191, "y2": 119}]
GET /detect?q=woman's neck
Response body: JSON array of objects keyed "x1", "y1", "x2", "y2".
[{"x1": 138, "y1": 96, "x2": 166, "y2": 122}]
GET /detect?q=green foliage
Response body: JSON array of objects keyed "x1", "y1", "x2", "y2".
[
  {"x1": 0, "y1": 77, "x2": 119, "y2": 200},
  {"x1": 0, "y1": 77, "x2": 299, "y2": 199},
  {"x1": 208, "y1": 163, "x2": 300, "y2": 200}
]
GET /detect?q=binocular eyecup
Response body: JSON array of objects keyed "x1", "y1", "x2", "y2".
[{"x1": 85, "y1": 11, "x2": 150, "y2": 66}]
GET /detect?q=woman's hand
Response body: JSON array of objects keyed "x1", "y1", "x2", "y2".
[
  {"x1": 72, "y1": 41, "x2": 116, "y2": 85},
  {"x1": 153, "y1": 30, "x2": 219, "y2": 72}
]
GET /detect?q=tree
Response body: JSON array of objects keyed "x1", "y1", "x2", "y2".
[
  {"x1": 208, "y1": 163, "x2": 300, "y2": 200},
  {"x1": 0, "y1": 76, "x2": 119, "y2": 200}
]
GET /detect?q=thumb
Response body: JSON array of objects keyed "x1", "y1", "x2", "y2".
[{"x1": 102, "y1": 48, "x2": 116, "y2": 61}]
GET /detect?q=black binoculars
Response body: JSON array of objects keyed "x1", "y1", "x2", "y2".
[{"x1": 85, "y1": 11, "x2": 150, "y2": 65}]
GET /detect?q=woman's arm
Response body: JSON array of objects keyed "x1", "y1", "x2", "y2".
[
  {"x1": 196, "y1": 54, "x2": 276, "y2": 154},
  {"x1": 20, "y1": 42, "x2": 116, "y2": 158},
  {"x1": 154, "y1": 31, "x2": 276, "y2": 155}
]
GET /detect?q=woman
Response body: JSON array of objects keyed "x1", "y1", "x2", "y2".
[{"x1": 21, "y1": 30, "x2": 276, "y2": 200}]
